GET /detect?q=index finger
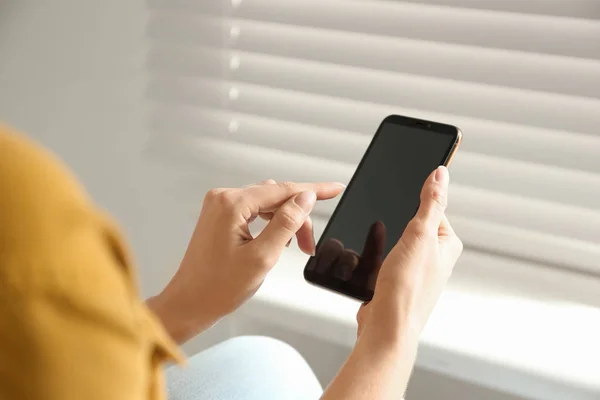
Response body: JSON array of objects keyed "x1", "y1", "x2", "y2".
[{"x1": 242, "y1": 181, "x2": 346, "y2": 214}]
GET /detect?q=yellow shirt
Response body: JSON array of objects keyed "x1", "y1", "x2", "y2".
[{"x1": 0, "y1": 125, "x2": 183, "y2": 400}]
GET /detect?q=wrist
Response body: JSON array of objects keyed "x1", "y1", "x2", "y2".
[
  {"x1": 146, "y1": 286, "x2": 222, "y2": 344},
  {"x1": 360, "y1": 319, "x2": 421, "y2": 359},
  {"x1": 146, "y1": 292, "x2": 190, "y2": 345},
  {"x1": 324, "y1": 322, "x2": 419, "y2": 400}
]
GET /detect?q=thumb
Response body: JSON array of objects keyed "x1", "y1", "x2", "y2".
[
  {"x1": 414, "y1": 166, "x2": 449, "y2": 229},
  {"x1": 254, "y1": 191, "x2": 316, "y2": 254}
]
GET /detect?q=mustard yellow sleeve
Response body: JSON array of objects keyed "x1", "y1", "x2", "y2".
[{"x1": 0, "y1": 125, "x2": 182, "y2": 400}]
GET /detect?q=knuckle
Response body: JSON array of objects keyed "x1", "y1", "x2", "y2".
[
  {"x1": 250, "y1": 248, "x2": 272, "y2": 267},
  {"x1": 205, "y1": 188, "x2": 239, "y2": 210},
  {"x1": 408, "y1": 219, "x2": 433, "y2": 241},
  {"x1": 356, "y1": 309, "x2": 364, "y2": 325},
  {"x1": 430, "y1": 187, "x2": 447, "y2": 210},
  {"x1": 278, "y1": 181, "x2": 295, "y2": 191},
  {"x1": 220, "y1": 192, "x2": 239, "y2": 209},
  {"x1": 204, "y1": 188, "x2": 223, "y2": 203},
  {"x1": 276, "y1": 207, "x2": 301, "y2": 233}
]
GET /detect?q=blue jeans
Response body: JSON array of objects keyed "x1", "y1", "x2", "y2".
[{"x1": 166, "y1": 336, "x2": 323, "y2": 400}]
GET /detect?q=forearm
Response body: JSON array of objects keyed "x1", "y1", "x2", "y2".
[{"x1": 321, "y1": 328, "x2": 419, "y2": 400}]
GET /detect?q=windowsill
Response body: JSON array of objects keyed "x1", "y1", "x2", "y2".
[{"x1": 241, "y1": 247, "x2": 600, "y2": 400}]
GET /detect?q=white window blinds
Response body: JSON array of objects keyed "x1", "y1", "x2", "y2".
[{"x1": 145, "y1": 0, "x2": 600, "y2": 276}]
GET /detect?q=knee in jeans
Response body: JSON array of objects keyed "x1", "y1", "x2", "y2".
[{"x1": 218, "y1": 335, "x2": 303, "y2": 361}]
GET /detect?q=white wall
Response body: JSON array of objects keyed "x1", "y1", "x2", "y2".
[{"x1": 0, "y1": 0, "x2": 194, "y2": 297}]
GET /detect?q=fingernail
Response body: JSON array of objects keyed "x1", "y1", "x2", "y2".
[
  {"x1": 335, "y1": 182, "x2": 346, "y2": 188},
  {"x1": 434, "y1": 166, "x2": 449, "y2": 185},
  {"x1": 286, "y1": 238, "x2": 292, "y2": 247},
  {"x1": 294, "y1": 191, "x2": 317, "y2": 212}
]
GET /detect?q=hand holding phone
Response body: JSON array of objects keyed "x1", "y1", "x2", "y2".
[
  {"x1": 321, "y1": 167, "x2": 463, "y2": 400},
  {"x1": 356, "y1": 166, "x2": 463, "y2": 340},
  {"x1": 304, "y1": 115, "x2": 462, "y2": 301}
]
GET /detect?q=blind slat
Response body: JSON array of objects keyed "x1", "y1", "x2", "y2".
[
  {"x1": 150, "y1": 103, "x2": 600, "y2": 176},
  {"x1": 149, "y1": 0, "x2": 600, "y2": 21},
  {"x1": 147, "y1": 14, "x2": 600, "y2": 99},
  {"x1": 151, "y1": 127, "x2": 600, "y2": 247},
  {"x1": 148, "y1": 45, "x2": 600, "y2": 135},
  {"x1": 147, "y1": 132, "x2": 600, "y2": 240},
  {"x1": 150, "y1": 107, "x2": 600, "y2": 211},
  {"x1": 389, "y1": 0, "x2": 600, "y2": 20},
  {"x1": 148, "y1": 78, "x2": 600, "y2": 174},
  {"x1": 237, "y1": 0, "x2": 600, "y2": 60},
  {"x1": 149, "y1": 0, "x2": 600, "y2": 59}
]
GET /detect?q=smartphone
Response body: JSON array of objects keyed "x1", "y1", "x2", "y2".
[{"x1": 303, "y1": 115, "x2": 462, "y2": 301}]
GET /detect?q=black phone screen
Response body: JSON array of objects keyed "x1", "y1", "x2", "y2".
[{"x1": 304, "y1": 115, "x2": 458, "y2": 301}]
